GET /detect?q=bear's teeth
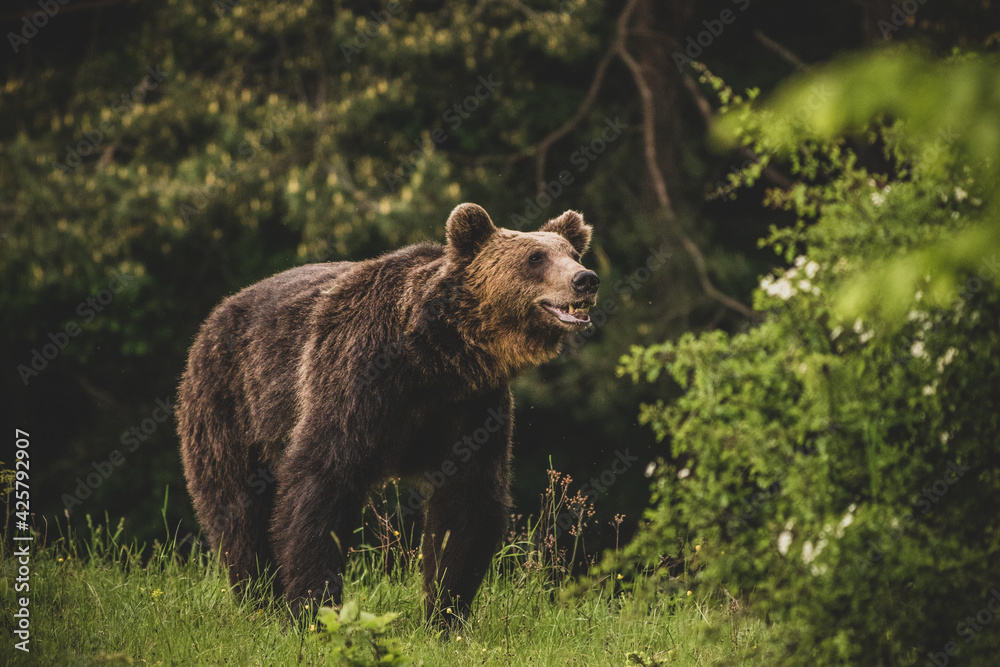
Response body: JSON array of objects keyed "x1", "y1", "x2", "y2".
[{"x1": 567, "y1": 305, "x2": 575, "y2": 314}]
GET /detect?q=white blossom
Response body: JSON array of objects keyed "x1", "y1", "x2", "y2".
[
  {"x1": 871, "y1": 191, "x2": 886, "y2": 206},
  {"x1": 940, "y1": 432, "x2": 950, "y2": 445},
  {"x1": 954, "y1": 186, "x2": 968, "y2": 202},
  {"x1": 677, "y1": 467, "x2": 690, "y2": 480},
  {"x1": 936, "y1": 347, "x2": 958, "y2": 373},
  {"x1": 804, "y1": 261, "x2": 819, "y2": 279},
  {"x1": 922, "y1": 384, "x2": 937, "y2": 396},
  {"x1": 910, "y1": 341, "x2": 926, "y2": 358},
  {"x1": 829, "y1": 326, "x2": 843, "y2": 341},
  {"x1": 778, "y1": 530, "x2": 792, "y2": 556},
  {"x1": 794, "y1": 255, "x2": 807, "y2": 268},
  {"x1": 803, "y1": 538, "x2": 827, "y2": 564},
  {"x1": 836, "y1": 510, "x2": 854, "y2": 536},
  {"x1": 644, "y1": 461, "x2": 656, "y2": 478},
  {"x1": 766, "y1": 278, "x2": 795, "y2": 300},
  {"x1": 853, "y1": 318, "x2": 864, "y2": 334}
]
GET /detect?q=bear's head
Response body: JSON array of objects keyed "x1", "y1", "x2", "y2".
[{"x1": 444, "y1": 203, "x2": 599, "y2": 373}]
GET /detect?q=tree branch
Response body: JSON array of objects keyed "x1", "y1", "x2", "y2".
[{"x1": 617, "y1": 0, "x2": 757, "y2": 320}]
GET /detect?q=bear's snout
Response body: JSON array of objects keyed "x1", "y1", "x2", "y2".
[{"x1": 571, "y1": 270, "x2": 600, "y2": 295}]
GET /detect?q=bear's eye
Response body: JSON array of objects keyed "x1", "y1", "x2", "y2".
[{"x1": 528, "y1": 251, "x2": 545, "y2": 264}]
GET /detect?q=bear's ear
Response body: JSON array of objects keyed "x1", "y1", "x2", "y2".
[
  {"x1": 446, "y1": 203, "x2": 497, "y2": 258},
  {"x1": 540, "y1": 210, "x2": 591, "y2": 256}
]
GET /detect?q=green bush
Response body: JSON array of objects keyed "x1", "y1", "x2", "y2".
[
  {"x1": 316, "y1": 601, "x2": 407, "y2": 667},
  {"x1": 618, "y1": 53, "x2": 1000, "y2": 664}
]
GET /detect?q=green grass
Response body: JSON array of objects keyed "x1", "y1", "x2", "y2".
[{"x1": 3, "y1": 504, "x2": 777, "y2": 666}]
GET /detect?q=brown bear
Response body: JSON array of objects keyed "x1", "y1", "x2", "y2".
[{"x1": 176, "y1": 203, "x2": 598, "y2": 619}]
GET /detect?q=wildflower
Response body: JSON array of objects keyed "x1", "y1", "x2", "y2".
[
  {"x1": 871, "y1": 191, "x2": 886, "y2": 206},
  {"x1": 765, "y1": 277, "x2": 795, "y2": 300},
  {"x1": 686, "y1": 590, "x2": 692, "y2": 596},
  {"x1": 617, "y1": 573, "x2": 623, "y2": 580},
  {"x1": 829, "y1": 326, "x2": 843, "y2": 341},
  {"x1": 777, "y1": 520, "x2": 794, "y2": 556},
  {"x1": 922, "y1": 384, "x2": 937, "y2": 396},
  {"x1": 695, "y1": 544, "x2": 701, "y2": 552},
  {"x1": 644, "y1": 461, "x2": 656, "y2": 478},
  {"x1": 910, "y1": 341, "x2": 925, "y2": 358},
  {"x1": 677, "y1": 467, "x2": 691, "y2": 480},
  {"x1": 804, "y1": 261, "x2": 819, "y2": 279},
  {"x1": 836, "y1": 508, "x2": 854, "y2": 536},
  {"x1": 151, "y1": 589, "x2": 163, "y2": 600},
  {"x1": 936, "y1": 347, "x2": 958, "y2": 372},
  {"x1": 954, "y1": 186, "x2": 968, "y2": 202},
  {"x1": 393, "y1": 530, "x2": 400, "y2": 537},
  {"x1": 456, "y1": 635, "x2": 463, "y2": 641}
]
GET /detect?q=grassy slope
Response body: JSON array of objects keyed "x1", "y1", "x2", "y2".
[{"x1": 3, "y1": 514, "x2": 776, "y2": 667}]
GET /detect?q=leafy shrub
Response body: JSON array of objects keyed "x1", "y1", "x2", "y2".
[
  {"x1": 316, "y1": 600, "x2": 407, "y2": 667},
  {"x1": 618, "y1": 53, "x2": 1000, "y2": 664}
]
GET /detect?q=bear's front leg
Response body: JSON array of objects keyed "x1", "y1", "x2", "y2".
[
  {"x1": 421, "y1": 393, "x2": 513, "y2": 624},
  {"x1": 270, "y1": 424, "x2": 375, "y2": 616}
]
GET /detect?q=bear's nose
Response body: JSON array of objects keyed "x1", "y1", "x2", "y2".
[{"x1": 572, "y1": 270, "x2": 600, "y2": 294}]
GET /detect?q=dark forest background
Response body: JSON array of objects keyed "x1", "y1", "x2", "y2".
[{"x1": 2, "y1": 0, "x2": 996, "y2": 552}]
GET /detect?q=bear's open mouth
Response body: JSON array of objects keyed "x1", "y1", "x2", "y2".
[{"x1": 540, "y1": 300, "x2": 594, "y2": 326}]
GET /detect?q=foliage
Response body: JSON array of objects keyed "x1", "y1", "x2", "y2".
[
  {"x1": 717, "y1": 50, "x2": 1000, "y2": 322},
  {"x1": 316, "y1": 600, "x2": 406, "y2": 667},
  {"x1": 619, "y1": 53, "x2": 1000, "y2": 664}
]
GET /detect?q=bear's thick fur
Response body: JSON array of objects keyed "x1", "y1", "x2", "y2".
[{"x1": 177, "y1": 203, "x2": 598, "y2": 618}]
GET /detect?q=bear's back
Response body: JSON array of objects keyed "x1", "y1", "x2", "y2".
[{"x1": 179, "y1": 261, "x2": 356, "y2": 456}]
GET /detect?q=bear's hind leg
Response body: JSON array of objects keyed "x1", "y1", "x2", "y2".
[
  {"x1": 184, "y1": 435, "x2": 281, "y2": 600},
  {"x1": 270, "y1": 433, "x2": 375, "y2": 616}
]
